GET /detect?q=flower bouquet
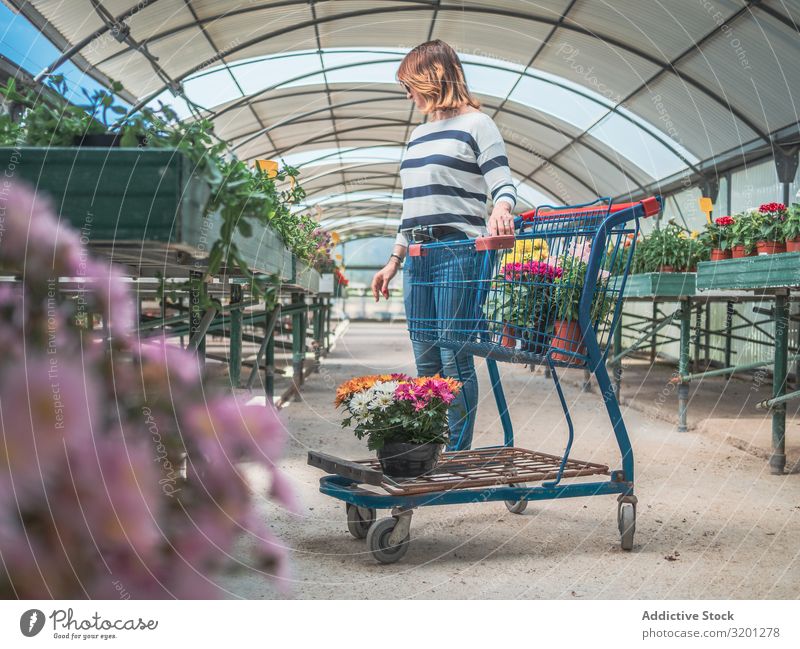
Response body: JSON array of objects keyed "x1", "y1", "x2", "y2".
[
  {"x1": 336, "y1": 374, "x2": 461, "y2": 478},
  {"x1": 755, "y1": 202, "x2": 788, "y2": 255}
]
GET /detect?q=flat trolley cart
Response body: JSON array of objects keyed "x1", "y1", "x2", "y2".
[{"x1": 308, "y1": 196, "x2": 662, "y2": 564}]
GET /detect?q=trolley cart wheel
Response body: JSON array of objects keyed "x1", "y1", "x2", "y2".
[
  {"x1": 346, "y1": 503, "x2": 376, "y2": 539},
  {"x1": 504, "y1": 483, "x2": 528, "y2": 514},
  {"x1": 366, "y1": 516, "x2": 411, "y2": 564},
  {"x1": 618, "y1": 503, "x2": 636, "y2": 551}
]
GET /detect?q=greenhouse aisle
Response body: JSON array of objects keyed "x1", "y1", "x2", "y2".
[{"x1": 221, "y1": 323, "x2": 800, "y2": 600}]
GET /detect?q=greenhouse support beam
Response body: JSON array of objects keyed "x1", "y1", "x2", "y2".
[
  {"x1": 670, "y1": 354, "x2": 800, "y2": 385},
  {"x1": 756, "y1": 388, "x2": 800, "y2": 410},
  {"x1": 677, "y1": 298, "x2": 692, "y2": 433},
  {"x1": 771, "y1": 294, "x2": 789, "y2": 475},
  {"x1": 291, "y1": 292, "x2": 306, "y2": 391}
]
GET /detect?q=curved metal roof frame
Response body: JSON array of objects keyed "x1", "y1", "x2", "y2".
[{"x1": 15, "y1": 0, "x2": 799, "y2": 238}]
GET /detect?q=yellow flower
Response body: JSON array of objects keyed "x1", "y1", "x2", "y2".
[
  {"x1": 501, "y1": 238, "x2": 549, "y2": 266},
  {"x1": 690, "y1": 230, "x2": 700, "y2": 239}
]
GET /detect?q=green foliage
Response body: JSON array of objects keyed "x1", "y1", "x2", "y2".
[
  {"x1": 551, "y1": 254, "x2": 614, "y2": 324},
  {"x1": 631, "y1": 223, "x2": 707, "y2": 273},
  {"x1": 783, "y1": 203, "x2": 800, "y2": 241},
  {"x1": 729, "y1": 211, "x2": 759, "y2": 252}
]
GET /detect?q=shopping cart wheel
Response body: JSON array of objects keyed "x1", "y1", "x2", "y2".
[
  {"x1": 504, "y1": 483, "x2": 528, "y2": 514},
  {"x1": 618, "y1": 503, "x2": 636, "y2": 551},
  {"x1": 366, "y1": 517, "x2": 410, "y2": 564},
  {"x1": 346, "y1": 504, "x2": 376, "y2": 539}
]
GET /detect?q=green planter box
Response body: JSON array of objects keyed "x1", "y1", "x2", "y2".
[
  {"x1": 2, "y1": 147, "x2": 288, "y2": 277},
  {"x1": 293, "y1": 258, "x2": 320, "y2": 293},
  {"x1": 696, "y1": 253, "x2": 800, "y2": 291},
  {"x1": 619, "y1": 272, "x2": 696, "y2": 298}
]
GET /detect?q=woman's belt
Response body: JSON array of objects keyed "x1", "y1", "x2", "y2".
[{"x1": 407, "y1": 225, "x2": 469, "y2": 242}]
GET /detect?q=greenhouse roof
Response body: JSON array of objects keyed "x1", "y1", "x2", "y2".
[{"x1": 6, "y1": 0, "x2": 799, "y2": 237}]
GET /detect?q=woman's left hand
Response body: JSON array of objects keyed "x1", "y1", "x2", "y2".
[{"x1": 487, "y1": 202, "x2": 515, "y2": 236}]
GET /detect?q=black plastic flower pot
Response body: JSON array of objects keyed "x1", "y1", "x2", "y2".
[{"x1": 376, "y1": 441, "x2": 442, "y2": 479}]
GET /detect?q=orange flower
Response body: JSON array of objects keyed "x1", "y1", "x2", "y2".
[{"x1": 334, "y1": 374, "x2": 407, "y2": 406}]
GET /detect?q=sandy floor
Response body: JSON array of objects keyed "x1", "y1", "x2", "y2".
[{"x1": 220, "y1": 322, "x2": 800, "y2": 599}]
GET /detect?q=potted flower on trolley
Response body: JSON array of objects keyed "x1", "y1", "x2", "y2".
[
  {"x1": 755, "y1": 202, "x2": 788, "y2": 255},
  {"x1": 483, "y1": 259, "x2": 562, "y2": 353},
  {"x1": 782, "y1": 203, "x2": 800, "y2": 253},
  {"x1": 336, "y1": 374, "x2": 461, "y2": 478},
  {"x1": 549, "y1": 251, "x2": 615, "y2": 363}
]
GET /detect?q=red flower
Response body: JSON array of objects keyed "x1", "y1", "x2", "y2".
[
  {"x1": 759, "y1": 202, "x2": 786, "y2": 214},
  {"x1": 714, "y1": 216, "x2": 734, "y2": 226}
]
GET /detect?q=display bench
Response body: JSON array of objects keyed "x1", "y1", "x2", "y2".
[
  {"x1": 1, "y1": 147, "x2": 290, "y2": 280},
  {"x1": 611, "y1": 271, "x2": 794, "y2": 475},
  {"x1": 694, "y1": 254, "x2": 800, "y2": 474}
]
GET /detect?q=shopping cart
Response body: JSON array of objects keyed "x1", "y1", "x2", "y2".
[{"x1": 308, "y1": 196, "x2": 661, "y2": 563}]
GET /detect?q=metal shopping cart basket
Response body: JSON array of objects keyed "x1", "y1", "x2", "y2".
[{"x1": 308, "y1": 196, "x2": 662, "y2": 563}]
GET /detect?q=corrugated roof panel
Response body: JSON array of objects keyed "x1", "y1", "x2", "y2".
[
  {"x1": 314, "y1": 1, "x2": 429, "y2": 50},
  {"x1": 192, "y1": 2, "x2": 314, "y2": 66},
  {"x1": 677, "y1": 11, "x2": 800, "y2": 133},
  {"x1": 535, "y1": 27, "x2": 661, "y2": 102},
  {"x1": 494, "y1": 110, "x2": 576, "y2": 158},
  {"x1": 564, "y1": 0, "x2": 742, "y2": 61},
  {"x1": 626, "y1": 70, "x2": 759, "y2": 161},
  {"x1": 553, "y1": 141, "x2": 647, "y2": 199},
  {"x1": 432, "y1": 13, "x2": 552, "y2": 70}
]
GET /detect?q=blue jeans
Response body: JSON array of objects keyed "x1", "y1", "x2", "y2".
[{"x1": 403, "y1": 234, "x2": 478, "y2": 450}]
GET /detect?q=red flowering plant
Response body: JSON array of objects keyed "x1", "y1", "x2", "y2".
[
  {"x1": 701, "y1": 215, "x2": 735, "y2": 251},
  {"x1": 755, "y1": 202, "x2": 788, "y2": 242},
  {"x1": 337, "y1": 374, "x2": 461, "y2": 450},
  {"x1": 0, "y1": 184, "x2": 294, "y2": 598}
]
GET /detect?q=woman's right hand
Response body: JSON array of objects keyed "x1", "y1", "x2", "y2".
[{"x1": 371, "y1": 261, "x2": 400, "y2": 301}]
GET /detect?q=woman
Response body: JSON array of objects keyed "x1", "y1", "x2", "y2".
[{"x1": 371, "y1": 39, "x2": 517, "y2": 451}]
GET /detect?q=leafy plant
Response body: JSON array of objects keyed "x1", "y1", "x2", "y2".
[
  {"x1": 552, "y1": 253, "x2": 614, "y2": 323},
  {"x1": 783, "y1": 203, "x2": 800, "y2": 241},
  {"x1": 730, "y1": 211, "x2": 759, "y2": 253}
]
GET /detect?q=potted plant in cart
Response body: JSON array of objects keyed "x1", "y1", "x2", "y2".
[
  {"x1": 336, "y1": 374, "x2": 461, "y2": 478},
  {"x1": 483, "y1": 258, "x2": 562, "y2": 352},
  {"x1": 549, "y1": 245, "x2": 614, "y2": 362},
  {"x1": 782, "y1": 203, "x2": 800, "y2": 253},
  {"x1": 755, "y1": 202, "x2": 788, "y2": 255}
]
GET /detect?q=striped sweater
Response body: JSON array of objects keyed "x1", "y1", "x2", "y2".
[{"x1": 396, "y1": 110, "x2": 517, "y2": 247}]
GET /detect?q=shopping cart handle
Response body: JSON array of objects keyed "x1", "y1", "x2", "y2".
[{"x1": 475, "y1": 234, "x2": 515, "y2": 251}]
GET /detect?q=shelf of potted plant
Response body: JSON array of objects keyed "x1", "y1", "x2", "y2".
[
  {"x1": 696, "y1": 251, "x2": 800, "y2": 290},
  {"x1": 0, "y1": 76, "x2": 330, "y2": 294}
]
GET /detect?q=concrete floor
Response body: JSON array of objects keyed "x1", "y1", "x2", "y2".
[{"x1": 219, "y1": 322, "x2": 800, "y2": 599}]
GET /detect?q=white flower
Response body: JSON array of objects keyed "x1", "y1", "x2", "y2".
[
  {"x1": 374, "y1": 380, "x2": 399, "y2": 394},
  {"x1": 371, "y1": 391, "x2": 395, "y2": 411},
  {"x1": 349, "y1": 391, "x2": 371, "y2": 416}
]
